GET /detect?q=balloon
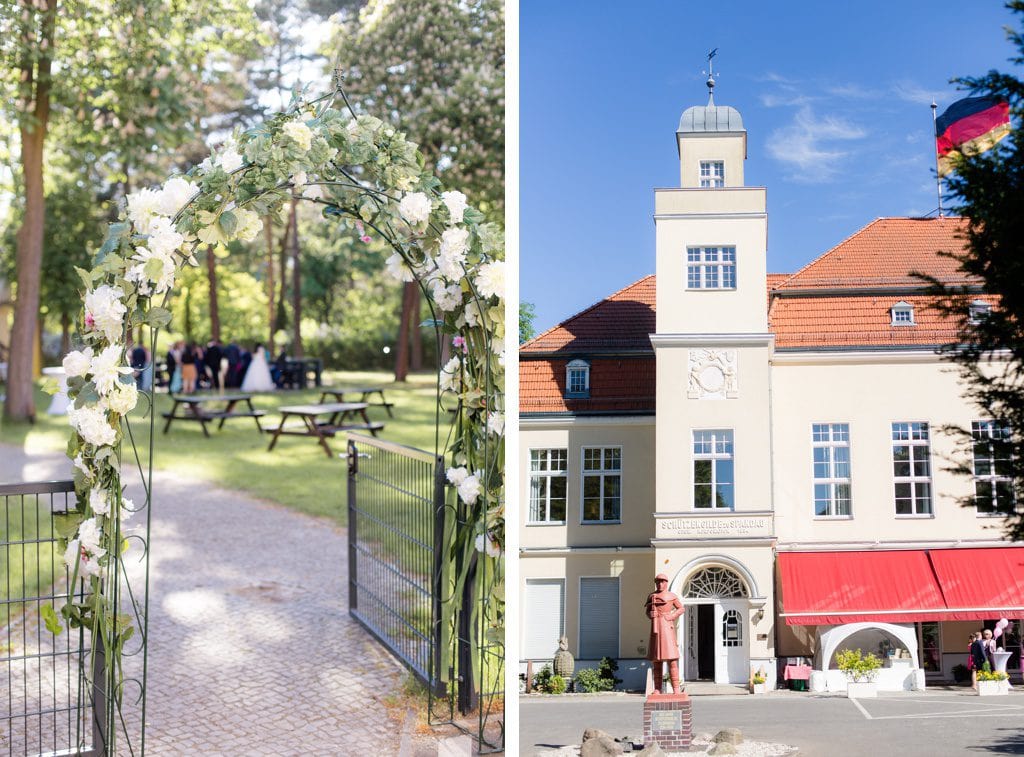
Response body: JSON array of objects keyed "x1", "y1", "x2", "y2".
[
  {"x1": 998, "y1": 618, "x2": 1010, "y2": 629},
  {"x1": 994, "y1": 626, "x2": 1003, "y2": 639}
]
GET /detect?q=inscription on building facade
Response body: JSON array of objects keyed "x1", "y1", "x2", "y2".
[{"x1": 656, "y1": 514, "x2": 772, "y2": 539}]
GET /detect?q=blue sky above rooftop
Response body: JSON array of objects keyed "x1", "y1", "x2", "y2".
[{"x1": 521, "y1": 1, "x2": 1018, "y2": 332}]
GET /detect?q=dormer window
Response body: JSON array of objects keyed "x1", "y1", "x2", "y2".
[
  {"x1": 969, "y1": 300, "x2": 992, "y2": 324},
  {"x1": 891, "y1": 302, "x2": 915, "y2": 326},
  {"x1": 566, "y1": 359, "x2": 590, "y2": 398},
  {"x1": 699, "y1": 160, "x2": 725, "y2": 188}
]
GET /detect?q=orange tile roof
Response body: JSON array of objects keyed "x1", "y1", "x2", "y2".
[
  {"x1": 776, "y1": 217, "x2": 975, "y2": 290},
  {"x1": 520, "y1": 356, "x2": 656, "y2": 415},
  {"x1": 521, "y1": 275, "x2": 656, "y2": 354}
]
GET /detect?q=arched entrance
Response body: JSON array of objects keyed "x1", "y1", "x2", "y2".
[{"x1": 676, "y1": 564, "x2": 751, "y2": 684}]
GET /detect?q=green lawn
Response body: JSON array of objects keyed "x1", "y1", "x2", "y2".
[{"x1": 0, "y1": 370, "x2": 452, "y2": 525}]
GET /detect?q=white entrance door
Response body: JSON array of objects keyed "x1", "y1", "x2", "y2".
[
  {"x1": 683, "y1": 603, "x2": 699, "y2": 681},
  {"x1": 715, "y1": 601, "x2": 749, "y2": 684}
]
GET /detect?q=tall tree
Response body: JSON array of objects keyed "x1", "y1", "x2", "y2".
[
  {"x1": 923, "y1": 1, "x2": 1024, "y2": 541},
  {"x1": 329, "y1": 0, "x2": 505, "y2": 380}
]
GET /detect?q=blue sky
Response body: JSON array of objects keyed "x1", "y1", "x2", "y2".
[{"x1": 521, "y1": 1, "x2": 1019, "y2": 333}]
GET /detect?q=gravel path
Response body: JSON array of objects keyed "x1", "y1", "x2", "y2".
[{"x1": 1, "y1": 443, "x2": 409, "y2": 755}]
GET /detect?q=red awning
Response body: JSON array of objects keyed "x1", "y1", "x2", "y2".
[
  {"x1": 780, "y1": 550, "x2": 947, "y2": 625},
  {"x1": 928, "y1": 547, "x2": 1024, "y2": 621},
  {"x1": 779, "y1": 548, "x2": 1024, "y2": 625}
]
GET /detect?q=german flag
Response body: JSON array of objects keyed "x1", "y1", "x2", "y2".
[{"x1": 935, "y1": 96, "x2": 1011, "y2": 176}]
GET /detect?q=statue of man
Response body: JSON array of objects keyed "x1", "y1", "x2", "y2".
[{"x1": 646, "y1": 573, "x2": 684, "y2": 694}]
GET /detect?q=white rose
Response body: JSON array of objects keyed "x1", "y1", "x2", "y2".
[
  {"x1": 84, "y1": 285, "x2": 127, "y2": 342},
  {"x1": 103, "y1": 380, "x2": 138, "y2": 415},
  {"x1": 474, "y1": 260, "x2": 504, "y2": 300},
  {"x1": 399, "y1": 192, "x2": 433, "y2": 226},
  {"x1": 457, "y1": 300, "x2": 485, "y2": 328},
  {"x1": 146, "y1": 216, "x2": 185, "y2": 258},
  {"x1": 76, "y1": 517, "x2": 105, "y2": 555},
  {"x1": 156, "y1": 176, "x2": 200, "y2": 217},
  {"x1": 234, "y1": 208, "x2": 263, "y2": 242},
  {"x1": 487, "y1": 411, "x2": 504, "y2": 436},
  {"x1": 457, "y1": 473, "x2": 483, "y2": 505},
  {"x1": 73, "y1": 453, "x2": 93, "y2": 480},
  {"x1": 303, "y1": 184, "x2": 326, "y2": 201},
  {"x1": 126, "y1": 187, "x2": 162, "y2": 234},
  {"x1": 439, "y1": 356, "x2": 462, "y2": 393},
  {"x1": 89, "y1": 344, "x2": 129, "y2": 396},
  {"x1": 475, "y1": 533, "x2": 502, "y2": 559},
  {"x1": 385, "y1": 252, "x2": 415, "y2": 283},
  {"x1": 62, "y1": 349, "x2": 93, "y2": 378},
  {"x1": 282, "y1": 119, "x2": 313, "y2": 151},
  {"x1": 127, "y1": 247, "x2": 176, "y2": 296},
  {"x1": 437, "y1": 228, "x2": 470, "y2": 280},
  {"x1": 432, "y1": 282, "x2": 463, "y2": 312},
  {"x1": 446, "y1": 466, "x2": 469, "y2": 486},
  {"x1": 441, "y1": 191, "x2": 468, "y2": 224},
  {"x1": 70, "y1": 406, "x2": 117, "y2": 447},
  {"x1": 217, "y1": 141, "x2": 244, "y2": 173},
  {"x1": 291, "y1": 171, "x2": 307, "y2": 191},
  {"x1": 89, "y1": 488, "x2": 112, "y2": 516}
]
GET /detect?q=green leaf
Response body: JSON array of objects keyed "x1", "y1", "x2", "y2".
[
  {"x1": 54, "y1": 512, "x2": 84, "y2": 539},
  {"x1": 146, "y1": 307, "x2": 173, "y2": 328},
  {"x1": 218, "y1": 210, "x2": 238, "y2": 238},
  {"x1": 97, "y1": 222, "x2": 129, "y2": 263},
  {"x1": 144, "y1": 257, "x2": 164, "y2": 281},
  {"x1": 41, "y1": 605, "x2": 63, "y2": 636},
  {"x1": 75, "y1": 266, "x2": 94, "y2": 291}
]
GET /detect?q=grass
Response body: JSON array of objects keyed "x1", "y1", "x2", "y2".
[
  {"x1": 0, "y1": 370, "x2": 451, "y2": 525},
  {"x1": 0, "y1": 496, "x2": 62, "y2": 627}
]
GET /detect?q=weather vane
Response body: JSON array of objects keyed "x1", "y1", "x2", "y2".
[{"x1": 702, "y1": 48, "x2": 719, "y2": 104}]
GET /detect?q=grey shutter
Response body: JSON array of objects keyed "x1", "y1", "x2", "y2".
[
  {"x1": 524, "y1": 579, "x2": 565, "y2": 659},
  {"x1": 578, "y1": 577, "x2": 620, "y2": 659}
]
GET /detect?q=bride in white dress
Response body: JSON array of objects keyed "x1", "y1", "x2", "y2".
[{"x1": 241, "y1": 343, "x2": 276, "y2": 392}]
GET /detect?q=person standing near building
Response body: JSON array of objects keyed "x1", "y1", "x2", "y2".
[
  {"x1": 971, "y1": 630, "x2": 990, "y2": 689},
  {"x1": 646, "y1": 573, "x2": 685, "y2": 694}
]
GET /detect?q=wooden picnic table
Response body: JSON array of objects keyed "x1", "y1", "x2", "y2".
[
  {"x1": 162, "y1": 393, "x2": 266, "y2": 437},
  {"x1": 318, "y1": 386, "x2": 395, "y2": 417},
  {"x1": 265, "y1": 402, "x2": 384, "y2": 457}
]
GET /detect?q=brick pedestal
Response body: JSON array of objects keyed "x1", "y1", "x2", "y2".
[{"x1": 642, "y1": 692, "x2": 692, "y2": 751}]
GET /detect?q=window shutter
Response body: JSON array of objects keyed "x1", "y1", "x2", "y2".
[
  {"x1": 523, "y1": 579, "x2": 565, "y2": 659},
  {"x1": 579, "y1": 577, "x2": 620, "y2": 659}
]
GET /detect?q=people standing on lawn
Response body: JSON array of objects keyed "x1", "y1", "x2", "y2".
[
  {"x1": 205, "y1": 339, "x2": 224, "y2": 391},
  {"x1": 180, "y1": 342, "x2": 201, "y2": 394},
  {"x1": 241, "y1": 342, "x2": 275, "y2": 392}
]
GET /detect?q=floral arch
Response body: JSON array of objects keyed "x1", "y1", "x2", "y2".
[{"x1": 50, "y1": 80, "x2": 503, "y2": 748}]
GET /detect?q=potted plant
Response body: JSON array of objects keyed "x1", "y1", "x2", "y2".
[
  {"x1": 836, "y1": 648, "x2": 882, "y2": 698},
  {"x1": 976, "y1": 664, "x2": 1010, "y2": 696},
  {"x1": 751, "y1": 672, "x2": 767, "y2": 694}
]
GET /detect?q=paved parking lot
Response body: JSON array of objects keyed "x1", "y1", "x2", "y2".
[{"x1": 521, "y1": 690, "x2": 1024, "y2": 756}]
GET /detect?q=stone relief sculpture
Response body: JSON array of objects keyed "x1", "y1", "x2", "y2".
[{"x1": 686, "y1": 349, "x2": 739, "y2": 399}]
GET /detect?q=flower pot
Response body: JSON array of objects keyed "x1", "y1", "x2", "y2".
[
  {"x1": 846, "y1": 681, "x2": 877, "y2": 698},
  {"x1": 977, "y1": 680, "x2": 1008, "y2": 696},
  {"x1": 752, "y1": 682, "x2": 766, "y2": 694}
]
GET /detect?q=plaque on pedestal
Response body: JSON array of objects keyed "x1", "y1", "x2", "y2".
[{"x1": 642, "y1": 692, "x2": 693, "y2": 751}]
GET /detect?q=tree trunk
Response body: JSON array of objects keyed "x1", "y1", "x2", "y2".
[
  {"x1": 288, "y1": 199, "x2": 302, "y2": 357},
  {"x1": 206, "y1": 245, "x2": 220, "y2": 342},
  {"x1": 60, "y1": 312, "x2": 70, "y2": 356},
  {"x1": 276, "y1": 214, "x2": 289, "y2": 335},
  {"x1": 410, "y1": 286, "x2": 423, "y2": 371},
  {"x1": 264, "y1": 216, "x2": 276, "y2": 346},
  {"x1": 5, "y1": 0, "x2": 56, "y2": 422},
  {"x1": 393, "y1": 282, "x2": 418, "y2": 382}
]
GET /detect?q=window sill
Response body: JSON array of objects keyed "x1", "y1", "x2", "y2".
[
  {"x1": 813, "y1": 515, "x2": 854, "y2": 521},
  {"x1": 526, "y1": 521, "x2": 566, "y2": 526},
  {"x1": 581, "y1": 520, "x2": 622, "y2": 525},
  {"x1": 685, "y1": 287, "x2": 737, "y2": 292},
  {"x1": 564, "y1": 392, "x2": 590, "y2": 399},
  {"x1": 975, "y1": 512, "x2": 1013, "y2": 518},
  {"x1": 894, "y1": 514, "x2": 935, "y2": 519}
]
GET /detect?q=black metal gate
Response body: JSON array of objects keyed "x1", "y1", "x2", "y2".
[
  {"x1": 1, "y1": 480, "x2": 102, "y2": 757},
  {"x1": 347, "y1": 435, "x2": 445, "y2": 689}
]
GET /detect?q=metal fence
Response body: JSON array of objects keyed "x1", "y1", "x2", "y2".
[
  {"x1": 1, "y1": 480, "x2": 100, "y2": 757},
  {"x1": 347, "y1": 435, "x2": 445, "y2": 688}
]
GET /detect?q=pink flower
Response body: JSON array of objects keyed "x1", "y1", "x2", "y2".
[
  {"x1": 85, "y1": 314, "x2": 95, "y2": 329},
  {"x1": 355, "y1": 221, "x2": 372, "y2": 244},
  {"x1": 452, "y1": 336, "x2": 468, "y2": 353}
]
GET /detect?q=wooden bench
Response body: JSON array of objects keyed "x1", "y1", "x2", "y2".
[
  {"x1": 162, "y1": 393, "x2": 265, "y2": 437},
  {"x1": 318, "y1": 387, "x2": 395, "y2": 417}
]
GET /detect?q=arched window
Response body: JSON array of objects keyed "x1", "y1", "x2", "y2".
[{"x1": 683, "y1": 566, "x2": 749, "y2": 599}]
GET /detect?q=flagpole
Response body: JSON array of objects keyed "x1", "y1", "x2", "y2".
[{"x1": 931, "y1": 101, "x2": 944, "y2": 217}]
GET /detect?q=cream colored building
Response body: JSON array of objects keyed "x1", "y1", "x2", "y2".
[{"x1": 519, "y1": 88, "x2": 1024, "y2": 692}]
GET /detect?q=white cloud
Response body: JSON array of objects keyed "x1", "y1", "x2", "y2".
[
  {"x1": 760, "y1": 91, "x2": 812, "y2": 108},
  {"x1": 892, "y1": 80, "x2": 945, "y2": 105},
  {"x1": 766, "y1": 106, "x2": 866, "y2": 183},
  {"x1": 826, "y1": 83, "x2": 879, "y2": 100}
]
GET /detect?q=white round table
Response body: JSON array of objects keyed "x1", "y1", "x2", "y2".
[{"x1": 42, "y1": 366, "x2": 71, "y2": 415}]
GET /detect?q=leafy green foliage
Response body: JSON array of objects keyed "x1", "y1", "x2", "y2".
[
  {"x1": 519, "y1": 301, "x2": 537, "y2": 343},
  {"x1": 573, "y1": 667, "x2": 614, "y2": 693},
  {"x1": 917, "y1": 2, "x2": 1024, "y2": 541},
  {"x1": 835, "y1": 648, "x2": 882, "y2": 682}
]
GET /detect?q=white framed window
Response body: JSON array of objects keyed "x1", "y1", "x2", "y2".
[
  {"x1": 892, "y1": 422, "x2": 932, "y2": 515},
  {"x1": 891, "y1": 301, "x2": 915, "y2": 326},
  {"x1": 578, "y1": 577, "x2": 620, "y2": 659},
  {"x1": 722, "y1": 609, "x2": 743, "y2": 648},
  {"x1": 523, "y1": 579, "x2": 565, "y2": 659},
  {"x1": 969, "y1": 300, "x2": 992, "y2": 325},
  {"x1": 687, "y1": 246, "x2": 736, "y2": 290},
  {"x1": 812, "y1": 423, "x2": 851, "y2": 517},
  {"x1": 566, "y1": 359, "x2": 590, "y2": 397},
  {"x1": 528, "y1": 449, "x2": 568, "y2": 523},
  {"x1": 581, "y1": 447, "x2": 621, "y2": 523},
  {"x1": 693, "y1": 430, "x2": 734, "y2": 509},
  {"x1": 699, "y1": 160, "x2": 725, "y2": 188},
  {"x1": 972, "y1": 420, "x2": 1015, "y2": 515}
]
